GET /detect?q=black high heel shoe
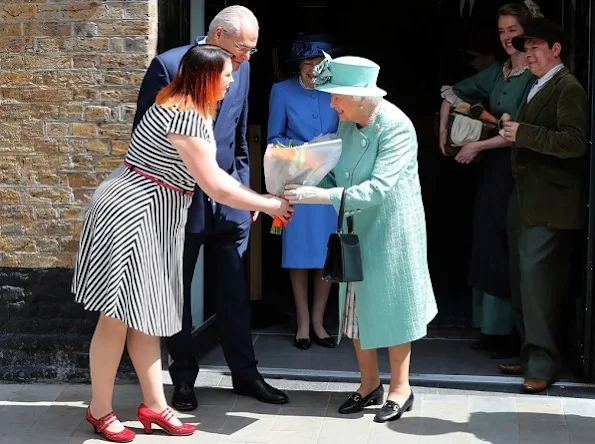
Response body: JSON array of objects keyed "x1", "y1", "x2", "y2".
[
  {"x1": 373, "y1": 392, "x2": 414, "y2": 423},
  {"x1": 312, "y1": 333, "x2": 335, "y2": 348},
  {"x1": 293, "y1": 337, "x2": 311, "y2": 350},
  {"x1": 338, "y1": 383, "x2": 384, "y2": 414}
]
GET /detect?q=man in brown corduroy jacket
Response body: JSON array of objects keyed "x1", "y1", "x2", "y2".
[{"x1": 499, "y1": 18, "x2": 589, "y2": 394}]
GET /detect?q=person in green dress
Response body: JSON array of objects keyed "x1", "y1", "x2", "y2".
[{"x1": 438, "y1": 2, "x2": 541, "y2": 357}]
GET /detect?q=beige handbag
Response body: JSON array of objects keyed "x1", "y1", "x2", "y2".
[{"x1": 443, "y1": 103, "x2": 499, "y2": 156}]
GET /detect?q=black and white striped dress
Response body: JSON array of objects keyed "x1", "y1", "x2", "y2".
[{"x1": 72, "y1": 104, "x2": 212, "y2": 337}]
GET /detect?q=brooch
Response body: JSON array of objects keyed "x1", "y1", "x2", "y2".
[{"x1": 374, "y1": 123, "x2": 380, "y2": 133}]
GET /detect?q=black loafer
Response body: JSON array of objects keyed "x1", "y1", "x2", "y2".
[
  {"x1": 338, "y1": 383, "x2": 384, "y2": 414},
  {"x1": 294, "y1": 337, "x2": 311, "y2": 350},
  {"x1": 312, "y1": 334, "x2": 335, "y2": 348},
  {"x1": 373, "y1": 392, "x2": 414, "y2": 423},
  {"x1": 233, "y1": 377, "x2": 289, "y2": 404},
  {"x1": 171, "y1": 382, "x2": 198, "y2": 411}
]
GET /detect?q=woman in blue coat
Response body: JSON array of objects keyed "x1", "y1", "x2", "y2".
[
  {"x1": 285, "y1": 55, "x2": 437, "y2": 423},
  {"x1": 267, "y1": 35, "x2": 340, "y2": 350}
]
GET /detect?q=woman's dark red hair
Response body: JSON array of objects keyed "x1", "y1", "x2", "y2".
[{"x1": 156, "y1": 44, "x2": 232, "y2": 118}]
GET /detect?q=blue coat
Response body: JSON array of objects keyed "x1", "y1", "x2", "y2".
[
  {"x1": 267, "y1": 78, "x2": 338, "y2": 268},
  {"x1": 133, "y1": 38, "x2": 251, "y2": 234},
  {"x1": 268, "y1": 77, "x2": 338, "y2": 145}
]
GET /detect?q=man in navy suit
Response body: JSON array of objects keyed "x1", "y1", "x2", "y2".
[{"x1": 133, "y1": 5, "x2": 288, "y2": 410}]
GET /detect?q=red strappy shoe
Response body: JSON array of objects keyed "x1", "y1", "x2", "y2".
[
  {"x1": 85, "y1": 408, "x2": 135, "y2": 443},
  {"x1": 137, "y1": 403, "x2": 196, "y2": 436}
]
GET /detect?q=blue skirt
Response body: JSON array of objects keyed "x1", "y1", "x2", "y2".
[{"x1": 282, "y1": 204, "x2": 337, "y2": 269}]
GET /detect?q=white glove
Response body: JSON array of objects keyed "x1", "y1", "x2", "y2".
[{"x1": 284, "y1": 184, "x2": 331, "y2": 204}]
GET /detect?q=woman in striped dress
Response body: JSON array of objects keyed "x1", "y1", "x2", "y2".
[{"x1": 72, "y1": 45, "x2": 293, "y2": 442}]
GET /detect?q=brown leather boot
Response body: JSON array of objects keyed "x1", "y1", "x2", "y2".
[
  {"x1": 498, "y1": 363, "x2": 522, "y2": 375},
  {"x1": 522, "y1": 379, "x2": 550, "y2": 394}
]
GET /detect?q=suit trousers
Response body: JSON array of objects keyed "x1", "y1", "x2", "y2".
[
  {"x1": 166, "y1": 220, "x2": 259, "y2": 387},
  {"x1": 507, "y1": 190, "x2": 572, "y2": 381}
]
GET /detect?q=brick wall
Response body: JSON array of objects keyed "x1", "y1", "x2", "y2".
[
  {"x1": 0, "y1": 0, "x2": 157, "y2": 268},
  {"x1": 0, "y1": 0, "x2": 158, "y2": 382}
]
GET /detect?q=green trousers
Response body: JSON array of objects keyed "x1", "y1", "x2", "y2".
[{"x1": 507, "y1": 192, "x2": 573, "y2": 382}]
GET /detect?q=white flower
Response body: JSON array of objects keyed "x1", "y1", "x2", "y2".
[{"x1": 524, "y1": 0, "x2": 543, "y2": 18}]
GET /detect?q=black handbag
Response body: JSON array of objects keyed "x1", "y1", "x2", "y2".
[{"x1": 322, "y1": 189, "x2": 364, "y2": 283}]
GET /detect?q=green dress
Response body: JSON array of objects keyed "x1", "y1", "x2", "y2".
[{"x1": 450, "y1": 61, "x2": 535, "y2": 335}]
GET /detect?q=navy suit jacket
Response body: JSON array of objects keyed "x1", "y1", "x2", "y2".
[{"x1": 133, "y1": 39, "x2": 252, "y2": 234}]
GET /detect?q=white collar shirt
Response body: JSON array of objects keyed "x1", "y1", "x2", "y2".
[{"x1": 527, "y1": 64, "x2": 564, "y2": 103}]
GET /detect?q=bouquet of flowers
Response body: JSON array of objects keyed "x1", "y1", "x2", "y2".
[{"x1": 264, "y1": 134, "x2": 342, "y2": 234}]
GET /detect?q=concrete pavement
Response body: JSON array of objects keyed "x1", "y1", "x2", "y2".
[{"x1": 2, "y1": 373, "x2": 595, "y2": 444}]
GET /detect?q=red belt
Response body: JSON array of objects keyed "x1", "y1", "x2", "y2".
[{"x1": 123, "y1": 161, "x2": 194, "y2": 196}]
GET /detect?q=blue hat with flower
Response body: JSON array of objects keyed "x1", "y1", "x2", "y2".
[
  {"x1": 288, "y1": 33, "x2": 341, "y2": 62},
  {"x1": 313, "y1": 52, "x2": 387, "y2": 97}
]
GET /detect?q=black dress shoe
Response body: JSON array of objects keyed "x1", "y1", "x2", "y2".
[
  {"x1": 233, "y1": 378, "x2": 289, "y2": 404},
  {"x1": 471, "y1": 334, "x2": 495, "y2": 351},
  {"x1": 171, "y1": 382, "x2": 198, "y2": 411},
  {"x1": 312, "y1": 334, "x2": 335, "y2": 348},
  {"x1": 374, "y1": 392, "x2": 414, "y2": 423},
  {"x1": 294, "y1": 337, "x2": 311, "y2": 350},
  {"x1": 338, "y1": 383, "x2": 384, "y2": 414}
]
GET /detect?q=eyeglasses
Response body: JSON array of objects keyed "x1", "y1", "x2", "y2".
[{"x1": 233, "y1": 40, "x2": 258, "y2": 55}]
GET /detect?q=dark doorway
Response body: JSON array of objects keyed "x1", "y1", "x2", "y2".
[
  {"x1": 238, "y1": 0, "x2": 593, "y2": 381},
  {"x1": 157, "y1": 0, "x2": 191, "y2": 53},
  {"x1": 162, "y1": 0, "x2": 594, "y2": 381}
]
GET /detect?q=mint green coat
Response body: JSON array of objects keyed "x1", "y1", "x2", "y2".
[{"x1": 321, "y1": 100, "x2": 437, "y2": 349}]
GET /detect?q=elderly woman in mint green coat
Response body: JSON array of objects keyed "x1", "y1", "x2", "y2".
[{"x1": 285, "y1": 54, "x2": 437, "y2": 424}]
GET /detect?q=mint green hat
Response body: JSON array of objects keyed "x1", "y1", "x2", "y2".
[{"x1": 313, "y1": 52, "x2": 386, "y2": 97}]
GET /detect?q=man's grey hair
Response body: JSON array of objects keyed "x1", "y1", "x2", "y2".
[{"x1": 207, "y1": 5, "x2": 259, "y2": 37}]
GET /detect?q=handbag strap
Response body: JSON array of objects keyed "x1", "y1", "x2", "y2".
[{"x1": 337, "y1": 189, "x2": 354, "y2": 233}]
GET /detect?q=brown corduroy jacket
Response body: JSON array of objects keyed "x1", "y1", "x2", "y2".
[{"x1": 512, "y1": 67, "x2": 589, "y2": 229}]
